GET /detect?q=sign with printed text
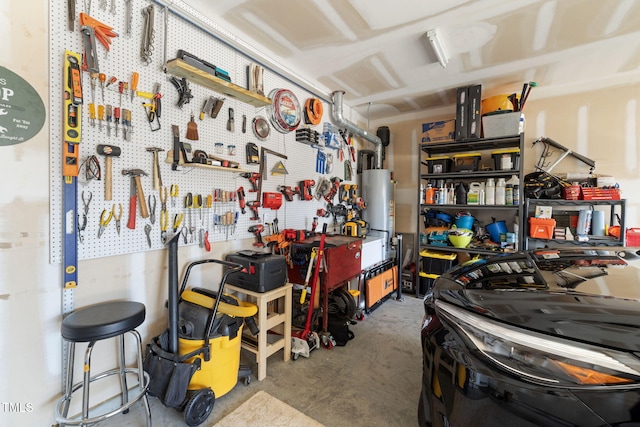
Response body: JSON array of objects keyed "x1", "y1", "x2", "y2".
[{"x1": 0, "y1": 66, "x2": 46, "y2": 146}]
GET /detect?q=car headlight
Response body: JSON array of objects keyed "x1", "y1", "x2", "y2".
[{"x1": 436, "y1": 300, "x2": 640, "y2": 388}]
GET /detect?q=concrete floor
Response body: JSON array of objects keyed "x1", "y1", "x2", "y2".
[{"x1": 108, "y1": 293, "x2": 424, "y2": 426}]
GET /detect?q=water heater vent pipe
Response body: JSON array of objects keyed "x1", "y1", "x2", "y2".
[{"x1": 331, "y1": 90, "x2": 383, "y2": 169}]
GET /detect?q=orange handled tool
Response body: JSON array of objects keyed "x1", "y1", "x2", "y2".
[{"x1": 130, "y1": 72, "x2": 139, "y2": 102}]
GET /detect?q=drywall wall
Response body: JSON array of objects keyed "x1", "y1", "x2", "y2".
[
  {"x1": 390, "y1": 83, "x2": 640, "y2": 248},
  {"x1": 1, "y1": 0, "x2": 366, "y2": 425}
]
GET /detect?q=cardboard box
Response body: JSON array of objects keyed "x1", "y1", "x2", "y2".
[
  {"x1": 467, "y1": 84, "x2": 482, "y2": 140},
  {"x1": 421, "y1": 120, "x2": 455, "y2": 143},
  {"x1": 482, "y1": 111, "x2": 521, "y2": 138},
  {"x1": 455, "y1": 87, "x2": 468, "y2": 141}
]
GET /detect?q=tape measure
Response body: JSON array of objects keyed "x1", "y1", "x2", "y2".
[{"x1": 304, "y1": 98, "x2": 323, "y2": 125}]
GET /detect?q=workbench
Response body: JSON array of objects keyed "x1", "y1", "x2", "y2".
[
  {"x1": 225, "y1": 283, "x2": 292, "y2": 381},
  {"x1": 288, "y1": 235, "x2": 362, "y2": 332}
]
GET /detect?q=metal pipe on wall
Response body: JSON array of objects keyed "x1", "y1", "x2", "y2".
[{"x1": 331, "y1": 90, "x2": 383, "y2": 169}]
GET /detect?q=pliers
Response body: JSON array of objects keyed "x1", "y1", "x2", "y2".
[
  {"x1": 160, "y1": 186, "x2": 169, "y2": 243},
  {"x1": 82, "y1": 191, "x2": 92, "y2": 216},
  {"x1": 113, "y1": 203, "x2": 122, "y2": 235},
  {"x1": 170, "y1": 184, "x2": 179, "y2": 207},
  {"x1": 98, "y1": 207, "x2": 114, "y2": 238},
  {"x1": 172, "y1": 213, "x2": 184, "y2": 233},
  {"x1": 160, "y1": 208, "x2": 168, "y2": 243},
  {"x1": 148, "y1": 194, "x2": 157, "y2": 224}
]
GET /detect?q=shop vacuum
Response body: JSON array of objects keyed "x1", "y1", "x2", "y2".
[{"x1": 144, "y1": 234, "x2": 260, "y2": 426}]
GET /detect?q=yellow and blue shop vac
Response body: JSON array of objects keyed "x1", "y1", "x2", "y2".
[{"x1": 145, "y1": 234, "x2": 259, "y2": 426}]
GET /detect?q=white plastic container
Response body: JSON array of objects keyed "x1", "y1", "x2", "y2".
[
  {"x1": 495, "y1": 178, "x2": 506, "y2": 205},
  {"x1": 506, "y1": 175, "x2": 519, "y2": 206},
  {"x1": 467, "y1": 182, "x2": 482, "y2": 205},
  {"x1": 486, "y1": 178, "x2": 496, "y2": 205}
]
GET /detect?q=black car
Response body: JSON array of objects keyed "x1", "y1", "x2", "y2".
[{"x1": 419, "y1": 249, "x2": 640, "y2": 426}]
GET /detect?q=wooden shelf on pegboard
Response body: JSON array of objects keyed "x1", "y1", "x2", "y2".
[{"x1": 166, "y1": 59, "x2": 272, "y2": 107}]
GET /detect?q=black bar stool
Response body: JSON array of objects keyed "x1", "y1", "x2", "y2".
[{"x1": 54, "y1": 301, "x2": 151, "y2": 426}]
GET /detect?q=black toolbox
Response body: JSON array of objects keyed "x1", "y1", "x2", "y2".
[{"x1": 225, "y1": 251, "x2": 287, "y2": 293}]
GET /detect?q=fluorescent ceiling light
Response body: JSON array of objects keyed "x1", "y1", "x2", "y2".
[{"x1": 426, "y1": 29, "x2": 449, "y2": 68}]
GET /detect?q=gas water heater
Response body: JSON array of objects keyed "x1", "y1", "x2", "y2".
[{"x1": 360, "y1": 169, "x2": 395, "y2": 260}]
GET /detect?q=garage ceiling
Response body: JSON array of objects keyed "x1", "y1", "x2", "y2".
[{"x1": 185, "y1": 0, "x2": 640, "y2": 123}]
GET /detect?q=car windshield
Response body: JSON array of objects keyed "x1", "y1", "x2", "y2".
[{"x1": 449, "y1": 249, "x2": 640, "y2": 299}]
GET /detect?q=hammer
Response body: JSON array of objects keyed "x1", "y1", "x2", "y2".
[
  {"x1": 122, "y1": 169, "x2": 149, "y2": 226},
  {"x1": 97, "y1": 144, "x2": 121, "y2": 200},
  {"x1": 146, "y1": 147, "x2": 164, "y2": 190}
]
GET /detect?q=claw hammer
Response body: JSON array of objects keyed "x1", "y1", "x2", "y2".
[{"x1": 122, "y1": 169, "x2": 149, "y2": 229}]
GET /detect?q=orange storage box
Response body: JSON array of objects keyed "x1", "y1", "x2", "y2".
[
  {"x1": 529, "y1": 217, "x2": 556, "y2": 239},
  {"x1": 366, "y1": 266, "x2": 397, "y2": 308},
  {"x1": 627, "y1": 229, "x2": 640, "y2": 246}
]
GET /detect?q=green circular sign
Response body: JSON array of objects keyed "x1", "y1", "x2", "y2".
[{"x1": 0, "y1": 66, "x2": 46, "y2": 146}]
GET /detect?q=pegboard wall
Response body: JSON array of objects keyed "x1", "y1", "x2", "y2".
[{"x1": 49, "y1": 0, "x2": 362, "y2": 263}]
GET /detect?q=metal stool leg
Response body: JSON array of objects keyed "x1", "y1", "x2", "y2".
[
  {"x1": 118, "y1": 334, "x2": 130, "y2": 412},
  {"x1": 59, "y1": 341, "x2": 75, "y2": 427},
  {"x1": 130, "y1": 329, "x2": 152, "y2": 427},
  {"x1": 82, "y1": 341, "x2": 96, "y2": 420}
]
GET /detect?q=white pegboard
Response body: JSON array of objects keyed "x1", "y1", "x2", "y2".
[{"x1": 50, "y1": 0, "x2": 360, "y2": 263}]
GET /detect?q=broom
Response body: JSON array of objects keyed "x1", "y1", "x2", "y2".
[{"x1": 186, "y1": 113, "x2": 199, "y2": 140}]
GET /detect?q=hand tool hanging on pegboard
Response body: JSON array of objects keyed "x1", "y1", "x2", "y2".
[
  {"x1": 79, "y1": 13, "x2": 118, "y2": 72},
  {"x1": 169, "y1": 77, "x2": 192, "y2": 108},
  {"x1": 62, "y1": 50, "x2": 83, "y2": 290},
  {"x1": 141, "y1": 5, "x2": 155, "y2": 65}
]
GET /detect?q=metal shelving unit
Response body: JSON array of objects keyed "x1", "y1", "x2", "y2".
[
  {"x1": 415, "y1": 134, "x2": 525, "y2": 294},
  {"x1": 523, "y1": 198, "x2": 626, "y2": 249}
]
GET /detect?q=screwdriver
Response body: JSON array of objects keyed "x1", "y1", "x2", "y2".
[
  {"x1": 106, "y1": 75, "x2": 117, "y2": 88},
  {"x1": 118, "y1": 81, "x2": 124, "y2": 109},
  {"x1": 123, "y1": 109, "x2": 132, "y2": 141},
  {"x1": 130, "y1": 72, "x2": 139, "y2": 102},
  {"x1": 89, "y1": 72, "x2": 98, "y2": 103},
  {"x1": 97, "y1": 104, "x2": 105, "y2": 131},
  {"x1": 99, "y1": 73, "x2": 106, "y2": 102},
  {"x1": 106, "y1": 104, "x2": 113, "y2": 137},
  {"x1": 88, "y1": 103, "x2": 96, "y2": 127},
  {"x1": 114, "y1": 107, "x2": 120, "y2": 137}
]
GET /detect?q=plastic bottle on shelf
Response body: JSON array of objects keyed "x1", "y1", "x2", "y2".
[
  {"x1": 505, "y1": 183, "x2": 514, "y2": 205},
  {"x1": 479, "y1": 181, "x2": 486, "y2": 205},
  {"x1": 507, "y1": 175, "x2": 519, "y2": 206},
  {"x1": 455, "y1": 182, "x2": 467, "y2": 205},
  {"x1": 437, "y1": 180, "x2": 446, "y2": 205},
  {"x1": 425, "y1": 183, "x2": 435, "y2": 205},
  {"x1": 495, "y1": 178, "x2": 506, "y2": 205},
  {"x1": 467, "y1": 182, "x2": 481, "y2": 205},
  {"x1": 485, "y1": 178, "x2": 496, "y2": 205},
  {"x1": 447, "y1": 183, "x2": 456, "y2": 204}
]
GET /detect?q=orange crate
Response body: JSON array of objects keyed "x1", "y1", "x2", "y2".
[
  {"x1": 581, "y1": 187, "x2": 620, "y2": 200},
  {"x1": 529, "y1": 217, "x2": 556, "y2": 239},
  {"x1": 627, "y1": 229, "x2": 640, "y2": 246},
  {"x1": 563, "y1": 185, "x2": 581, "y2": 200}
]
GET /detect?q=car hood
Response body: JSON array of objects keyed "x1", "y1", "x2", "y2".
[{"x1": 438, "y1": 288, "x2": 640, "y2": 352}]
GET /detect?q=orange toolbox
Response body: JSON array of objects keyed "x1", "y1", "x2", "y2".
[
  {"x1": 365, "y1": 265, "x2": 397, "y2": 309},
  {"x1": 529, "y1": 217, "x2": 556, "y2": 239}
]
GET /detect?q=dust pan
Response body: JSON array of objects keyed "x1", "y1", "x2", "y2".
[{"x1": 186, "y1": 113, "x2": 199, "y2": 140}]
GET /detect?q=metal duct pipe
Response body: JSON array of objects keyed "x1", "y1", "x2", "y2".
[{"x1": 331, "y1": 91, "x2": 383, "y2": 169}]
